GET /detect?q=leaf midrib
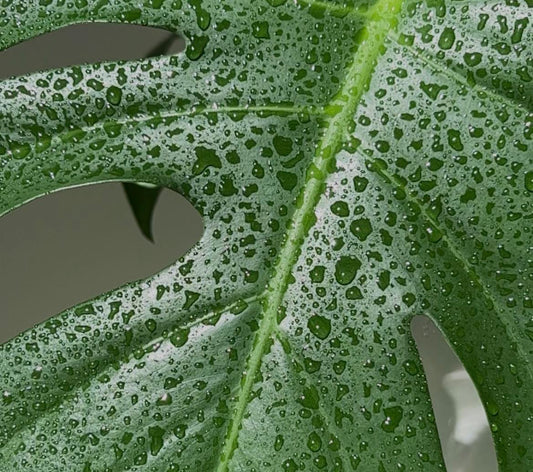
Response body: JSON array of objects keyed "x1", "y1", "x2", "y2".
[{"x1": 215, "y1": 0, "x2": 403, "y2": 469}]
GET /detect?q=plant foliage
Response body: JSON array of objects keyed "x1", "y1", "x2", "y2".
[{"x1": 0, "y1": 0, "x2": 532, "y2": 470}]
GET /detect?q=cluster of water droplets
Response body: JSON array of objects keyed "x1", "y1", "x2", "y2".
[{"x1": 0, "y1": 0, "x2": 531, "y2": 470}]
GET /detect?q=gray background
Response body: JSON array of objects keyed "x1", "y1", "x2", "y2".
[{"x1": 0, "y1": 23, "x2": 496, "y2": 471}]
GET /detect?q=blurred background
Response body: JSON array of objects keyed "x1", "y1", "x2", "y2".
[{"x1": 0, "y1": 23, "x2": 497, "y2": 471}]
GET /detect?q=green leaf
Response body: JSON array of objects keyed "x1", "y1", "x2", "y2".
[
  {"x1": 0, "y1": 0, "x2": 531, "y2": 471},
  {"x1": 123, "y1": 182, "x2": 163, "y2": 241},
  {"x1": 121, "y1": 33, "x2": 178, "y2": 240}
]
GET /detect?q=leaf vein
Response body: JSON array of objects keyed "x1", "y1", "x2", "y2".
[
  {"x1": 215, "y1": 0, "x2": 404, "y2": 469},
  {"x1": 296, "y1": 0, "x2": 367, "y2": 17},
  {"x1": 275, "y1": 329, "x2": 354, "y2": 467},
  {"x1": 2, "y1": 105, "x2": 320, "y2": 152},
  {"x1": 390, "y1": 33, "x2": 531, "y2": 113},
  {"x1": 361, "y1": 150, "x2": 533, "y2": 387},
  {"x1": 0, "y1": 294, "x2": 263, "y2": 452}
]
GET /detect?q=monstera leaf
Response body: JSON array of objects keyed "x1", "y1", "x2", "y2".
[{"x1": 0, "y1": 0, "x2": 531, "y2": 470}]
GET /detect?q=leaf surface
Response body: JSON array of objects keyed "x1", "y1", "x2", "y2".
[{"x1": 0, "y1": 0, "x2": 532, "y2": 471}]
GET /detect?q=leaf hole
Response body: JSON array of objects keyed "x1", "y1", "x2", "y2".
[
  {"x1": 0, "y1": 183, "x2": 203, "y2": 343},
  {"x1": 0, "y1": 23, "x2": 183, "y2": 80},
  {"x1": 411, "y1": 315, "x2": 498, "y2": 472}
]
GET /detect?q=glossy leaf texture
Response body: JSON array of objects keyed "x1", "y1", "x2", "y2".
[{"x1": 0, "y1": 0, "x2": 532, "y2": 471}]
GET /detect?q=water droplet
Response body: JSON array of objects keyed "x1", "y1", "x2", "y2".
[
  {"x1": 525, "y1": 171, "x2": 533, "y2": 192},
  {"x1": 156, "y1": 392, "x2": 173, "y2": 406},
  {"x1": 353, "y1": 176, "x2": 369, "y2": 192},
  {"x1": 186, "y1": 34, "x2": 209, "y2": 60},
  {"x1": 274, "y1": 434, "x2": 284, "y2": 451},
  {"x1": 307, "y1": 432, "x2": 322, "y2": 452},
  {"x1": 309, "y1": 265, "x2": 325, "y2": 283},
  {"x1": 297, "y1": 385, "x2": 319, "y2": 409},
  {"x1": 425, "y1": 224, "x2": 443, "y2": 243},
  {"x1": 106, "y1": 86, "x2": 122, "y2": 105},
  {"x1": 330, "y1": 201, "x2": 349, "y2": 217},
  {"x1": 307, "y1": 315, "x2": 331, "y2": 340},
  {"x1": 273, "y1": 135, "x2": 293, "y2": 156},
  {"x1": 335, "y1": 256, "x2": 361, "y2": 285},
  {"x1": 438, "y1": 27, "x2": 455, "y2": 50},
  {"x1": 403, "y1": 360, "x2": 419, "y2": 375},
  {"x1": 170, "y1": 328, "x2": 190, "y2": 347},
  {"x1": 252, "y1": 21, "x2": 270, "y2": 39},
  {"x1": 148, "y1": 426, "x2": 165, "y2": 456},
  {"x1": 350, "y1": 218, "x2": 372, "y2": 241},
  {"x1": 192, "y1": 146, "x2": 221, "y2": 176},
  {"x1": 381, "y1": 406, "x2": 403, "y2": 432}
]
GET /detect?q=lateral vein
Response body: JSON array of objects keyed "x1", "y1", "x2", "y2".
[
  {"x1": 296, "y1": 0, "x2": 367, "y2": 18},
  {"x1": 3, "y1": 105, "x2": 319, "y2": 151},
  {"x1": 390, "y1": 32, "x2": 531, "y2": 113},
  {"x1": 361, "y1": 150, "x2": 533, "y2": 389}
]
